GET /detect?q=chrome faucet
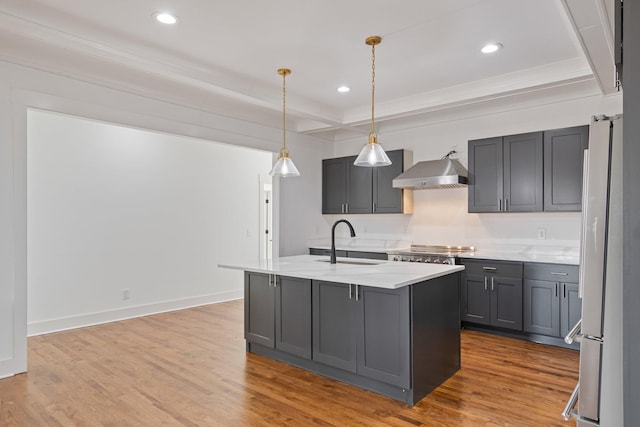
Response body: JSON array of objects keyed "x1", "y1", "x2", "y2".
[{"x1": 331, "y1": 219, "x2": 356, "y2": 264}]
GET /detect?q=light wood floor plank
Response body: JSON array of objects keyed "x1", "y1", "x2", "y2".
[{"x1": 0, "y1": 300, "x2": 578, "y2": 426}]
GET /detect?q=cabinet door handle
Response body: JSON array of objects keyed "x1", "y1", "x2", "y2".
[
  {"x1": 348, "y1": 284, "x2": 352, "y2": 300},
  {"x1": 373, "y1": 202, "x2": 376, "y2": 213},
  {"x1": 491, "y1": 276, "x2": 494, "y2": 292},
  {"x1": 551, "y1": 272, "x2": 568, "y2": 276},
  {"x1": 269, "y1": 275, "x2": 273, "y2": 287},
  {"x1": 341, "y1": 203, "x2": 345, "y2": 213},
  {"x1": 484, "y1": 276, "x2": 488, "y2": 291},
  {"x1": 355, "y1": 285, "x2": 359, "y2": 301},
  {"x1": 346, "y1": 203, "x2": 349, "y2": 213},
  {"x1": 563, "y1": 284, "x2": 567, "y2": 299},
  {"x1": 506, "y1": 198, "x2": 509, "y2": 211},
  {"x1": 482, "y1": 266, "x2": 497, "y2": 271},
  {"x1": 555, "y1": 282, "x2": 558, "y2": 297},
  {"x1": 499, "y1": 199, "x2": 502, "y2": 211}
]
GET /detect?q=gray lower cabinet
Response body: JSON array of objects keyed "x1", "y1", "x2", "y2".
[
  {"x1": 312, "y1": 281, "x2": 358, "y2": 372},
  {"x1": 245, "y1": 272, "x2": 275, "y2": 347},
  {"x1": 312, "y1": 280, "x2": 410, "y2": 388},
  {"x1": 523, "y1": 263, "x2": 580, "y2": 339},
  {"x1": 276, "y1": 276, "x2": 312, "y2": 359},
  {"x1": 461, "y1": 260, "x2": 523, "y2": 331},
  {"x1": 244, "y1": 272, "x2": 311, "y2": 359},
  {"x1": 246, "y1": 272, "x2": 461, "y2": 405},
  {"x1": 523, "y1": 279, "x2": 560, "y2": 336},
  {"x1": 560, "y1": 282, "x2": 581, "y2": 338}
]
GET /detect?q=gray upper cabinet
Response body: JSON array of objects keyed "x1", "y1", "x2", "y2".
[
  {"x1": 468, "y1": 132, "x2": 543, "y2": 213},
  {"x1": 322, "y1": 149, "x2": 411, "y2": 214},
  {"x1": 461, "y1": 259, "x2": 523, "y2": 331},
  {"x1": 372, "y1": 149, "x2": 406, "y2": 213},
  {"x1": 469, "y1": 126, "x2": 587, "y2": 213},
  {"x1": 312, "y1": 280, "x2": 411, "y2": 388},
  {"x1": 523, "y1": 263, "x2": 580, "y2": 340},
  {"x1": 347, "y1": 163, "x2": 373, "y2": 214},
  {"x1": 468, "y1": 137, "x2": 503, "y2": 213},
  {"x1": 245, "y1": 272, "x2": 312, "y2": 359},
  {"x1": 322, "y1": 157, "x2": 350, "y2": 214},
  {"x1": 544, "y1": 125, "x2": 589, "y2": 211},
  {"x1": 503, "y1": 132, "x2": 543, "y2": 212}
]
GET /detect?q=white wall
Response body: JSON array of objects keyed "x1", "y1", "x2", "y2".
[
  {"x1": 27, "y1": 110, "x2": 272, "y2": 334},
  {"x1": 324, "y1": 93, "x2": 623, "y2": 249},
  {"x1": 0, "y1": 59, "x2": 328, "y2": 377}
]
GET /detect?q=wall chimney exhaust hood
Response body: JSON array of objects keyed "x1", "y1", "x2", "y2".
[{"x1": 392, "y1": 156, "x2": 468, "y2": 189}]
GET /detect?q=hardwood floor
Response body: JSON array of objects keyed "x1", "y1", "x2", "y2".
[{"x1": 0, "y1": 300, "x2": 579, "y2": 426}]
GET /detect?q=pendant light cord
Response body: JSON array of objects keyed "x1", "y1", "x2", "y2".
[
  {"x1": 282, "y1": 71, "x2": 287, "y2": 153},
  {"x1": 371, "y1": 41, "x2": 376, "y2": 136}
]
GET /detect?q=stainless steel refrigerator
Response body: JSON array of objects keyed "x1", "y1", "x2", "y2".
[{"x1": 563, "y1": 115, "x2": 623, "y2": 426}]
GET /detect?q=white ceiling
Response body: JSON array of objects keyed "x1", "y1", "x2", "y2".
[{"x1": 0, "y1": 0, "x2": 617, "y2": 140}]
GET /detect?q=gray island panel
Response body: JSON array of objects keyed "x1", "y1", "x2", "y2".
[{"x1": 242, "y1": 269, "x2": 462, "y2": 406}]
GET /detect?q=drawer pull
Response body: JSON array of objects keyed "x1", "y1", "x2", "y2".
[
  {"x1": 482, "y1": 266, "x2": 497, "y2": 271},
  {"x1": 551, "y1": 272, "x2": 569, "y2": 276}
]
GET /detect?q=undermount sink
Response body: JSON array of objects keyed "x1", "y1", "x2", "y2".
[{"x1": 317, "y1": 259, "x2": 383, "y2": 266}]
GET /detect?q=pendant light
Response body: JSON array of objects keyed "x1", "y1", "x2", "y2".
[
  {"x1": 269, "y1": 68, "x2": 300, "y2": 177},
  {"x1": 354, "y1": 36, "x2": 392, "y2": 167}
]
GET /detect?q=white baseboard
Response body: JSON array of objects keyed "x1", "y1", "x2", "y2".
[{"x1": 27, "y1": 290, "x2": 243, "y2": 337}]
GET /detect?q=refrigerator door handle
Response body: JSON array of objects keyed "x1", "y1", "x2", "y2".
[
  {"x1": 562, "y1": 382, "x2": 580, "y2": 421},
  {"x1": 578, "y1": 149, "x2": 590, "y2": 299},
  {"x1": 565, "y1": 318, "x2": 582, "y2": 344}
]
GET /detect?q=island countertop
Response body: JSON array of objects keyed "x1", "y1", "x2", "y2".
[{"x1": 219, "y1": 254, "x2": 464, "y2": 289}]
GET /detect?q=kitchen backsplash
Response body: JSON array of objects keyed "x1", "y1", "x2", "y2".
[{"x1": 313, "y1": 188, "x2": 581, "y2": 252}]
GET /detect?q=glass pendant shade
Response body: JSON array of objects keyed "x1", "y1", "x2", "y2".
[
  {"x1": 354, "y1": 134, "x2": 391, "y2": 167},
  {"x1": 355, "y1": 35, "x2": 391, "y2": 168},
  {"x1": 269, "y1": 149, "x2": 300, "y2": 177}
]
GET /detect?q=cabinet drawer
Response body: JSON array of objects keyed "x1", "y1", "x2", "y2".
[
  {"x1": 524, "y1": 263, "x2": 578, "y2": 282},
  {"x1": 462, "y1": 259, "x2": 522, "y2": 278}
]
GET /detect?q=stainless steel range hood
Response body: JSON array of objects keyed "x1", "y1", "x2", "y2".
[{"x1": 392, "y1": 158, "x2": 468, "y2": 189}]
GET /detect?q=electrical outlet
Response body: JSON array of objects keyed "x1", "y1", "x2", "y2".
[
  {"x1": 537, "y1": 228, "x2": 546, "y2": 240},
  {"x1": 122, "y1": 289, "x2": 130, "y2": 300}
]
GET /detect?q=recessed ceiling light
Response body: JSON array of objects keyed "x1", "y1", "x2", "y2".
[
  {"x1": 481, "y1": 43, "x2": 503, "y2": 54},
  {"x1": 153, "y1": 12, "x2": 178, "y2": 25},
  {"x1": 337, "y1": 86, "x2": 351, "y2": 93}
]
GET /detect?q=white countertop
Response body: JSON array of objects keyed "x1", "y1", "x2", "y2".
[
  {"x1": 459, "y1": 248, "x2": 579, "y2": 265},
  {"x1": 310, "y1": 244, "x2": 580, "y2": 265},
  {"x1": 219, "y1": 255, "x2": 464, "y2": 289}
]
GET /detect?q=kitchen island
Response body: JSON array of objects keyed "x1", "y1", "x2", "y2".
[{"x1": 219, "y1": 255, "x2": 464, "y2": 405}]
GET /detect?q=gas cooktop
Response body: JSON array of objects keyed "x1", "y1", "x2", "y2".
[{"x1": 388, "y1": 244, "x2": 475, "y2": 264}]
